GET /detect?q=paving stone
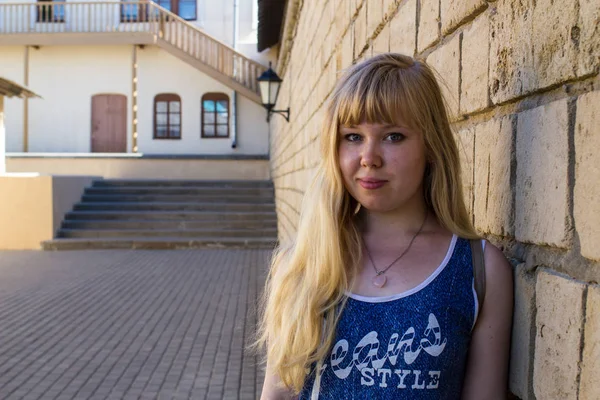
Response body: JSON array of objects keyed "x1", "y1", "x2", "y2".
[
  {"x1": 0, "y1": 248, "x2": 270, "y2": 399},
  {"x1": 533, "y1": 270, "x2": 585, "y2": 400}
]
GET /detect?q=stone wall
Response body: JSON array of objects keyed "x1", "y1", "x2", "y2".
[{"x1": 268, "y1": 0, "x2": 599, "y2": 398}]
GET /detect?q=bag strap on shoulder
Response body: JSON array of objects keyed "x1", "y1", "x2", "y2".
[{"x1": 470, "y1": 239, "x2": 486, "y2": 309}]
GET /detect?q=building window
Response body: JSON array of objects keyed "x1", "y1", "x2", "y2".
[
  {"x1": 37, "y1": 0, "x2": 65, "y2": 23},
  {"x1": 154, "y1": 94, "x2": 181, "y2": 139},
  {"x1": 155, "y1": 0, "x2": 196, "y2": 21},
  {"x1": 202, "y1": 93, "x2": 229, "y2": 138}
]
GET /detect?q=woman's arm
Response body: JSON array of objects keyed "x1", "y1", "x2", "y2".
[
  {"x1": 462, "y1": 242, "x2": 514, "y2": 400},
  {"x1": 260, "y1": 363, "x2": 299, "y2": 400}
]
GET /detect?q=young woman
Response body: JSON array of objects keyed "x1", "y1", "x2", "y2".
[{"x1": 258, "y1": 53, "x2": 513, "y2": 399}]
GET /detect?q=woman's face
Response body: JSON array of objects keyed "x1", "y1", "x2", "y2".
[{"x1": 338, "y1": 121, "x2": 428, "y2": 214}]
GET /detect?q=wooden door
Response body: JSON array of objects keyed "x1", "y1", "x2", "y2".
[{"x1": 91, "y1": 94, "x2": 127, "y2": 153}]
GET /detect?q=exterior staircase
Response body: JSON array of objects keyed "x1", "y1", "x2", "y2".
[
  {"x1": 0, "y1": 1, "x2": 266, "y2": 103},
  {"x1": 42, "y1": 179, "x2": 278, "y2": 250}
]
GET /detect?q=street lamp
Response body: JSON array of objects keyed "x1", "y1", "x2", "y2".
[{"x1": 257, "y1": 62, "x2": 290, "y2": 122}]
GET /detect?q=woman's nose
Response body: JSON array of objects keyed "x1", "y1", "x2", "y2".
[{"x1": 360, "y1": 142, "x2": 382, "y2": 168}]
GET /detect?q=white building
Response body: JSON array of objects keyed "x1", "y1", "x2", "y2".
[{"x1": 0, "y1": 0, "x2": 272, "y2": 168}]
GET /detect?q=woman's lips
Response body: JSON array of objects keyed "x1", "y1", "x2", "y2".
[{"x1": 358, "y1": 179, "x2": 387, "y2": 189}]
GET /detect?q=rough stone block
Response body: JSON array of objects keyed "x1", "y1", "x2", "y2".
[
  {"x1": 339, "y1": 30, "x2": 354, "y2": 71},
  {"x1": 372, "y1": 24, "x2": 390, "y2": 55},
  {"x1": 473, "y1": 115, "x2": 513, "y2": 236},
  {"x1": 383, "y1": 0, "x2": 397, "y2": 19},
  {"x1": 580, "y1": 284, "x2": 600, "y2": 399},
  {"x1": 574, "y1": 91, "x2": 600, "y2": 261},
  {"x1": 532, "y1": 0, "x2": 580, "y2": 91},
  {"x1": 441, "y1": 0, "x2": 487, "y2": 34},
  {"x1": 455, "y1": 126, "x2": 474, "y2": 215},
  {"x1": 490, "y1": 0, "x2": 599, "y2": 105},
  {"x1": 426, "y1": 34, "x2": 460, "y2": 119},
  {"x1": 578, "y1": 0, "x2": 600, "y2": 76},
  {"x1": 389, "y1": 0, "x2": 416, "y2": 56},
  {"x1": 354, "y1": 3, "x2": 368, "y2": 56},
  {"x1": 515, "y1": 99, "x2": 569, "y2": 247},
  {"x1": 533, "y1": 270, "x2": 585, "y2": 400},
  {"x1": 509, "y1": 264, "x2": 536, "y2": 400},
  {"x1": 461, "y1": 13, "x2": 490, "y2": 114},
  {"x1": 367, "y1": 0, "x2": 383, "y2": 37},
  {"x1": 489, "y1": 0, "x2": 535, "y2": 104},
  {"x1": 417, "y1": 0, "x2": 439, "y2": 52}
]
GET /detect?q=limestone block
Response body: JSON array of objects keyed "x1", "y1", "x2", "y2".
[
  {"x1": 533, "y1": 270, "x2": 585, "y2": 400},
  {"x1": 532, "y1": 0, "x2": 580, "y2": 91},
  {"x1": 417, "y1": 0, "x2": 439, "y2": 52},
  {"x1": 515, "y1": 99, "x2": 569, "y2": 247},
  {"x1": 441, "y1": 0, "x2": 486, "y2": 34},
  {"x1": 509, "y1": 264, "x2": 536, "y2": 400},
  {"x1": 383, "y1": 0, "x2": 397, "y2": 19},
  {"x1": 389, "y1": 0, "x2": 416, "y2": 56},
  {"x1": 473, "y1": 115, "x2": 513, "y2": 236},
  {"x1": 340, "y1": 30, "x2": 354, "y2": 70},
  {"x1": 490, "y1": 0, "x2": 599, "y2": 104},
  {"x1": 455, "y1": 126, "x2": 474, "y2": 215},
  {"x1": 460, "y1": 13, "x2": 490, "y2": 114},
  {"x1": 578, "y1": 0, "x2": 600, "y2": 76},
  {"x1": 426, "y1": 34, "x2": 460, "y2": 119},
  {"x1": 354, "y1": 3, "x2": 368, "y2": 56},
  {"x1": 334, "y1": 0, "x2": 351, "y2": 41},
  {"x1": 489, "y1": 0, "x2": 535, "y2": 104},
  {"x1": 367, "y1": 0, "x2": 383, "y2": 37},
  {"x1": 580, "y1": 284, "x2": 600, "y2": 399},
  {"x1": 574, "y1": 91, "x2": 600, "y2": 261},
  {"x1": 372, "y1": 24, "x2": 390, "y2": 55}
]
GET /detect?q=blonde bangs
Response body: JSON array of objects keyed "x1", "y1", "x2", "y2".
[{"x1": 334, "y1": 63, "x2": 418, "y2": 131}]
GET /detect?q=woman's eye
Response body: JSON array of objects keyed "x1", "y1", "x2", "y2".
[
  {"x1": 344, "y1": 133, "x2": 362, "y2": 142},
  {"x1": 386, "y1": 133, "x2": 406, "y2": 142}
]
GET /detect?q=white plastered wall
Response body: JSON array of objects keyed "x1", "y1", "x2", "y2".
[
  {"x1": 28, "y1": 45, "x2": 132, "y2": 152},
  {"x1": 136, "y1": 45, "x2": 268, "y2": 155},
  {"x1": 0, "y1": 46, "x2": 26, "y2": 151}
]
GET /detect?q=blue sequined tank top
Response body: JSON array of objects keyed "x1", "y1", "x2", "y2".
[{"x1": 299, "y1": 235, "x2": 482, "y2": 400}]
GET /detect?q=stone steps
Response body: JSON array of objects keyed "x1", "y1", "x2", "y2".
[
  {"x1": 42, "y1": 237, "x2": 277, "y2": 250},
  {"x1": 44, "y1": 179, "x2": 278, "y2": 250}
]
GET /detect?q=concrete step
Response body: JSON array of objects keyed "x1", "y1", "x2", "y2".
[
  {"x1": 61, "y1": 219, "x2": 278, "y2": 230},
  {"x1": 58, "y1": 228, "x2": 278, "y2": 239},
  {"x1": 80, "y1": 193, "x2": 274, "y2": 203},
  {"x1": 42, "y1": 237, "x2": 278, "y2": 250},
  {"x1": 73, "y1": 201, "x2": 275, "y2": 212},
  {"x1": 85, "y1": 186, "x2": 274, "y2": 196},
  {"x1": 64, "y1": 210, "x2": 277, "y2": 221},
  {"x1": 92, "y1": 179, "x2": 274, "y2": 188}
]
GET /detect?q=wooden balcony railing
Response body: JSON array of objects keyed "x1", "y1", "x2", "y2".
[{"x1": 0, "y1": 1, "x2": 266, "y2": 97}]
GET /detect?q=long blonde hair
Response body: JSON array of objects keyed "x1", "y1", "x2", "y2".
[{"x1": 257, "y1": 53, "x2": 477, "y2": 393}]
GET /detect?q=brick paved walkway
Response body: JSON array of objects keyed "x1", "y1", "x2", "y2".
[{"x1": 0, "y1": 249, "x2": 270, "y2": 400}]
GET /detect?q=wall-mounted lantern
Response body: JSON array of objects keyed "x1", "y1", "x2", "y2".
[{"x1": 257, "y1": 62, "x2": 290, "y2": 122}]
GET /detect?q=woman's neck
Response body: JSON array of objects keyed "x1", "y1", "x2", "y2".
[{"x1": 360, "y1": 201, "x2": 430, "y2": 241}]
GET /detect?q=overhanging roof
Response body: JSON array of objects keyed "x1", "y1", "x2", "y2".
[
  {"x1": 0, "y1": 77, "x2": 39, "y2": 98},
  {"x1": 257, "y1": 0, "x2": 287, "y2": 52}
]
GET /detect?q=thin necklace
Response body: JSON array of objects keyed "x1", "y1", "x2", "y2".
[{"x1": 363, "y1": 212, "x2": 428, "y2": 289}]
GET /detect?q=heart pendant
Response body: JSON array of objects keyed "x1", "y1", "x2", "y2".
[{"x1": 372, "y1": 274, "x2": 387, "y2": 288}]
